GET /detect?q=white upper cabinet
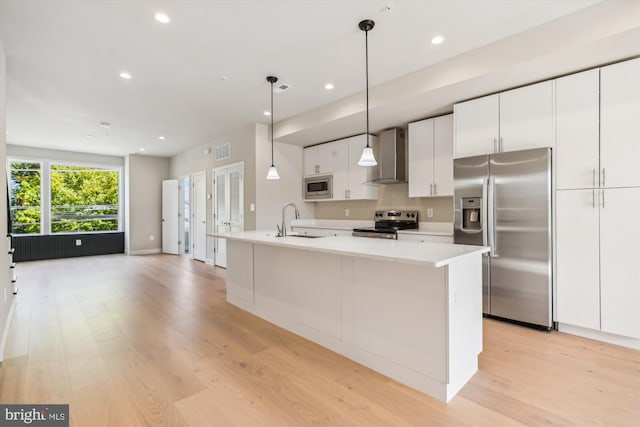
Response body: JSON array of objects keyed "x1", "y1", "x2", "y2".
[
  {"x1": 454, "y1": 81, "x2": 554, "y2": 158},
  {"x1": 303, "y1": 135, "x2": 377, "y2": 201},
  {"x1": 600, "y1": 58, "x2": 640, "y2": 188},
  {"x1": 454, "y1": 94, "x2": 499, "y2": 158},
  {"x1": 555, "y1": 69, "x2": 600, "y2": 190},
  {"x1": 408, "y1": 114, "x2": 453, "y2": 197},
  {"x1": 499, "y1": 81, "x2": 554, "y2": 152},
  {"x1": 303, "y1": 140, "x2": 347, "y2": 177}
]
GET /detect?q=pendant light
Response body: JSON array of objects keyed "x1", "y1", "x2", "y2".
[
  {"x1": 357, "y1": 19, "x2": 377, "y2": 167},
  {"x1": 266, "y1": 75, "x2": 280, "y2": 180}
]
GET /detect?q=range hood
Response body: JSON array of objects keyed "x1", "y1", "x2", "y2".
[{"x1": 370, "y1": 128, "x2": 406, "y2": 184}]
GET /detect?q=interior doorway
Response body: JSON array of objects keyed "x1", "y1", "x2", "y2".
[{"x1": 213, "y1": 162, "x2": 244, "y2": 268}]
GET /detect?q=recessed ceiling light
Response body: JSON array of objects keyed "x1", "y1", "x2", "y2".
[
  {"x1": 431, "y1": 35, "x2": 445, "y2": 45},
  {"x1": 119, "y1": 72, "x2": 132, "y2": 80},
  {"x1": 154, "y1": 12, "x2": 170, "y2": 24},
  {"x1": 158, "y1": 135, "x2": 166, "y2": 140},
  {"x1": 139, "y1": 148, "x2": 145, "y2": 152},
  {"x1": 85, "y1": 134, "x2": 95, "y2": 139},
  {"x1": 324, "y1": 83, "x2": 334, "y2": 90},
  {"x1": 263, "y1": 111, "x2": 271, "y2": 116}
]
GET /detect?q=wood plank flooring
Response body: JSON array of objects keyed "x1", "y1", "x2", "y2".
[{"x1": 0, "y1": 254, "x2": 638, "y2": 426}]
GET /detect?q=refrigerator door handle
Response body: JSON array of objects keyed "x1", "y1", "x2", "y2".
[
  {"x1": 488, "y1": 176, "x2": 497, "y2": 257},
  {"x1": 482, "y1": 178, "x2": 489, "y2": 248}
]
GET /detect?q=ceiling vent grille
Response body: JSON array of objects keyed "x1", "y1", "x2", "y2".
[
  {"x1": 274, "y1": 83, "x2": 291, "y2": 93},
  {"x1": 216, "y1": 143, "x2": 230, "y2": 161}
]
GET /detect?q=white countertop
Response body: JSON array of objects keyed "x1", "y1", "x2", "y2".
[
  {"x1": 210, "y1": 230, "x2": 488, "y2": 268},
  {"x1": 292, "y1": 219, "x2": 454, "y2": 236}
]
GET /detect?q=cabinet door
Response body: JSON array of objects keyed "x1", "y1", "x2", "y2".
[
  {"x1": 499, "y1": 80, "x2": 554, "y2": 152},
  {"x1": 600, "y1": 58, "x2": 640, "y2": 188},
  {"x1": 347, "y1": 135, "x2": 378, "y2": 200},
  {"x1": 433, "y1": 114, "x2": 454, "y2": 196},
  {"x1": 556, "y1": 189, "x2": 600, "y2": 330},
  {"x1": 322, "y1": 141, "x2": 349, "y2": 200},
  {"x1": 555, "y1": 69, "x2": 600, "y2": 190},
  {"x1": 303, "y1": 146, "x2": 319, "y2": 176},
  {"x1": 408, "y1": 118, "x2": 434, "y2": 197},
  {"x1": 599, "y1": 187, "x2": 640, "y2": 338},
  {"x1": 453, "y1": 94, "x2": 499, "y2": 158}
]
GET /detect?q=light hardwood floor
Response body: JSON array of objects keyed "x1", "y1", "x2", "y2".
[{"x1": 0, "y1": 254, "x2": 638, "y2": 426}]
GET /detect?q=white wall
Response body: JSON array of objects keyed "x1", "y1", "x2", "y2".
[
  {"x1": 6, "y1": 145, "x2": 123, "y2": 166},
  {"x1": 126, "y1": 155, "x2": 170, "y2": 254},
  {"x1": 255, "y1": 123, "x2": 314, "y2": 231},
  {"x1": 0, "y1": 36, "x2": 14, "y2": 361},
  {"x1": 169, "y1": 124, "x2": 256, "y2": 261}
]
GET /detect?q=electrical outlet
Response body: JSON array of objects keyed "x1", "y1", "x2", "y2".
[
  {"x1": 250, "y1": 203, "x2": 255, "y2": 212},
  {"x1": 427, "y1": 208, "x2": 434, "y2": 218},
  {"x1": 149, "y1": 235, "x2": 155, "y2": 241},
  {"x1": 75, "y1": 239, "x2": 82, "y2": 246},
  {"x1": 345, "y1": 209, "x2": 350, "y2": 217}
]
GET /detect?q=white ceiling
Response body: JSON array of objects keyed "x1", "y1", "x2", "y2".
[{"x1": 0, "y1": 0, "x2": 636, "y2": 158}]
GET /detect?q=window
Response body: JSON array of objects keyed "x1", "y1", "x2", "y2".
[
  {"x1": 50, "y1": 165, "x2": 120, "y2": 233},
  {"x1": 8, "y1": 159, "x2": 122, "y2": 235},
  {"x1": 9, "y1": 161, "x2": 42, "y2": 234}
]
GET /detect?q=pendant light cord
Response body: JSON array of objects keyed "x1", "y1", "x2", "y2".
[
  {"x1": 270, "y1": 80, "x2": 275, "y2": 167},
  {"x1": 365, "y1": 27, "x2": 370, "y2": 149}
]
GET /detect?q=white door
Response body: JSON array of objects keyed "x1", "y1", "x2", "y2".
[
  {"x1": 555, "y1": 189, "x2": 601, "y2": 330},
  {"x1": 161, "y1": 179, "x2": 180, "y2": 254},
  {"x1": 408, "y1": 118, "x2": 434, "y2": 197},
  {"x1": 192, "y1": 172, "x2": 207, "y2": 262},
  {"x1": 600, "y1": 58, "x2": 640, "y2": 188},
  {"x1": 433, "y1": 114, "x2": 454, "y2": 196},
  {"x1": 499, "y1": 80, "x2": 554, "y2": 152},
  {"x1": 453, "y1": 94, "x2": 499, "y2": 158},
  {"x1": 599, "y1": 187, "x2": 640, "y2": 338},
  {"x1": 214, "y1": 162, "x2": 244, "y2": 268},
  {"x1": 555, "y1": 69, "x2": 600, "y2": 190}
]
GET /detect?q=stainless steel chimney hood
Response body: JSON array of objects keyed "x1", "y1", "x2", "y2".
[{"x1": 370, "y1": 128, "x2": 406, "y2": 184}]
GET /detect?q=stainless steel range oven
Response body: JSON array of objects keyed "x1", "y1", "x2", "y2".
[{"x1": 352, "y1": 210, "x2": 418, "y2": 239}]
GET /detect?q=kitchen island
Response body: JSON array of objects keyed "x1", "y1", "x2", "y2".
[{"x1": 210, "y1": 231, "x2": 489, "y2": 402}]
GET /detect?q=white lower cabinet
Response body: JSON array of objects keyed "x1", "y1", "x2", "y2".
[{"x1": 556, "y1": 187, "x2": 640, "y2": 339}]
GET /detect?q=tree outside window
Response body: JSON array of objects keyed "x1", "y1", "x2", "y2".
[
  {"x1": 9, "y1": 161, "x2": 42, "y2": 234},
  {"x1": 8, "y1": 160, "x2": 121, "y2": 235},
  {"x1": 50, "y1": 165, "x2": 119, "y2": 233}
]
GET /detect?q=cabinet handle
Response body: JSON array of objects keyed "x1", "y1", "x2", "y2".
[
  {"x1": 601, "y1": 168, "x2": 605, "y2": 187},
  {"x1": 592, "y1": 168, "x2": 596, "y2": 187},
  {"x1": 433, "y1": 183, "x2": 437, "y2": 195},
  {"x1": 601, "y1": 190, "x2": 605, "y2": 208},
  {"x1": 429, "y1": 184, "x2": 433, "y2": 195},
  {"x1": 499, "y1": 137, "x2": 504, "y2": 152},
  {"x1": 493, "y1": 138, "x2": 498, "y2": 153},
  {"x1": 592, "y1": 190, "x2": 595, "y2": 208}
]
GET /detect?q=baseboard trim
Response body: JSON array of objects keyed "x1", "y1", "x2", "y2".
[
  {"x1": 558, "y1": 323, "x2": 640, "y2": 350},
  {"x1": 0, "y1": 297, "x2": 17, "y2": 363},
  {"x1": 128, "y1": 249, "x2": 162, "y2": 255}
]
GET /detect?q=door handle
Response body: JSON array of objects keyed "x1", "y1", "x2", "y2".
[
  {"x1": 482, "y1": 178, "x2": 488, "y2": 246},
  {"x1": 488, "y1": 177, "x2": 497, "y2": 257}
]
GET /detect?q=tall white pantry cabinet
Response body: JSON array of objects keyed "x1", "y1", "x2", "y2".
[{"x1": 555, "y1": 58, "x2": 640, "y2": 344}]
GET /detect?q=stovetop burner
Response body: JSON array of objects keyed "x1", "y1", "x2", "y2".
[{"x1": 352, "y1": 210, "x2": 419, "y2": 239}]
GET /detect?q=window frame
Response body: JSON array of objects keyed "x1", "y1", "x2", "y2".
[{"x1": 7, "y1": 157, "x2": 124, "y2": 236}]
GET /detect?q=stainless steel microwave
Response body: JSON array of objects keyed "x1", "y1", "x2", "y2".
[{"x1": 304, "y1": 175, "x2": 333, "y2": 200}]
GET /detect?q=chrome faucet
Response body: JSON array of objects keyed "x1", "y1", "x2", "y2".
[{"x1": 279, "y1": 202, "x2": 300, "y2": 237}]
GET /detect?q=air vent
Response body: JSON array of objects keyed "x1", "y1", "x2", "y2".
[
  {"x1": 274, "y1": 83, "x2": 292, "y2": 93},
  {"x1": 215, "y1": 143, "x2": 230, "y2": 161}
]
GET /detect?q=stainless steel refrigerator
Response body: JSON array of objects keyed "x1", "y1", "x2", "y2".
[{"x1": 453, "y1": 147, "x2": 552, "y2": 329}]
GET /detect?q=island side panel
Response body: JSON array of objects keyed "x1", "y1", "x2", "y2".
[
  {"x1": 226, "y1": 239, "x2": 254, "y2": 309},
  {"x1": 253, "y1": 245, "x2": 343, "y2": 341},
  {"x1": 349, "y1": 258, "x2": 447, "y2": 383},
  {"x1": 445, "y1": 254, "x2": 483, "y2": 401}
]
